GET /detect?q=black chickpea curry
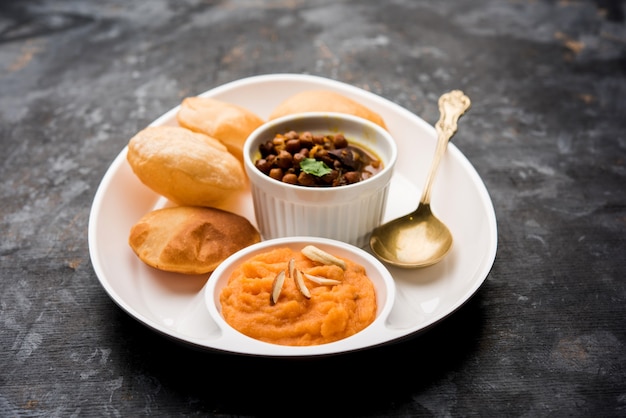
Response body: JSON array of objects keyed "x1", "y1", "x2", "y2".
[{"x1": 253, "y1": 130, "x2": 383, "y2": 187}]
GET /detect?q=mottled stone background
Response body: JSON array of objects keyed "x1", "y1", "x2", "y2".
[{"x1": 1, "y1": 0, "x2": 625, "y2": 416}]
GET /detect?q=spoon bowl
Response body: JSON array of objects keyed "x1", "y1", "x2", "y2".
[
  {"x1": 370, "y1": 90, "x2": 470, "y2": 268},
  {"x1": 370, "y1": 203, "x2": 453, "y2": 268}
]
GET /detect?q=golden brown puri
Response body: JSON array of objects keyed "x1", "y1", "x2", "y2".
[
  {"x1": 268, "y1": 90, "x2": 387, "y2": 130},
  {"x1": 129, "y1": 206, "x2": 261, "y2": 275},
  {"x1": 127, "y1": 126, "x2": 245, "y2": 207},
  {"x1": 176, "y1": 96, "x2": 265, "y2": 163}
]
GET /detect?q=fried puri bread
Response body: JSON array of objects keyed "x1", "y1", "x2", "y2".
[
  {"x1": 127, "y1": 126, "x2": 245, "y2": 207},
  {"x1": 129, "y1": 206, "x2": 261, "y2": 275},
  {"x1": 269, "y1": 90, "x2": 387, "y2": 130},
  {"x1": 176, "y1": 97, "x2": 265, "y2": 163}
]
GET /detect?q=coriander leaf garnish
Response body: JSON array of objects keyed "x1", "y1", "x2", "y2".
[{"x1": 300, "y1": 158, "x2": 332, "y2": 177}]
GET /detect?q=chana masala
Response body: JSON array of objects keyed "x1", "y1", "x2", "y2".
[
  {"x1": 254, "y1": 130, "x2": 383, "y2": 187},
  {"x1": 219, "y1": 246, "x2": 377, "y2": 346}
]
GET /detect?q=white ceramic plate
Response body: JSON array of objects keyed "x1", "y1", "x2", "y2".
[{"x1": 88, "y1": 74, "x2": 497, "y2": 357}]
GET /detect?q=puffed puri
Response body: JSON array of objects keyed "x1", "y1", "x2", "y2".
[
  {"x1": 176, "y1": 96, "x2": 265, "y2": 164},
  {"x1": 127, "y1": 126, "x2": 246, "y2": 207},
  {"x1": 129, "y1": 206, "x2": 261, "y2": 275},
  {"x1": 268, "y1": 90, "x2": 388, "y2": 130}
]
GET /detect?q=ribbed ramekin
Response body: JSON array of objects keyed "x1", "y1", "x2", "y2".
[{"x1": 243, "y1": 112, "x2": 397, "y2": 248}]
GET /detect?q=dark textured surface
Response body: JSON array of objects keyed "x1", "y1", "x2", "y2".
[{"x1": 1, "y1": 0, "x2": 625, "y2": 416}]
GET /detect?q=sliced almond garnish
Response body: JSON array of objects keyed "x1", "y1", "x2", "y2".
[
  {"x1": 288, "y1": 257, "x2": 296, "y2": 278},
  {"x1": 301, "y1": 245, "x2": 347, "y2": 270},
  {"x1": 293, "y1": 269, "x2": 311, "y2": 299},
  {"x1": 303, "y1": 273, "x2": 342, "y2": 286},
  {"x1": 270, "y1": 270, "x2": 286, "y2": 305}
]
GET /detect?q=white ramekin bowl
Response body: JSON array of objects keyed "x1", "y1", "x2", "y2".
[{"x1": 243, "y1": 112, "x2": 397, "y2": 248}]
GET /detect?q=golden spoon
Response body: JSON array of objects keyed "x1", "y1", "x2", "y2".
[{"x1": 369, "y1": 90, "x2": 471, "y2": 268}]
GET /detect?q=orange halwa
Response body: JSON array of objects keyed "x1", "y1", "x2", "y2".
[{"x1": 219, "y1": 247, "x2": 377, "y2": 346}]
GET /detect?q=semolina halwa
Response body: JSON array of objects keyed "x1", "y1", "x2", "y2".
[{"x1": 219, "y1": 247, "x2": 377, "y2": 346}]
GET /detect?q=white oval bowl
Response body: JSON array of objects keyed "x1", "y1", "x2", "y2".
[
  {"x1": 204, "y1": 236, "x2": 396, "y2": 357},
  {"x1": 243, "y1": 112, "x2": 398, "y2": 248}
]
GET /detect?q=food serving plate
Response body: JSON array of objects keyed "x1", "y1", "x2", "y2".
[{"x1": 88, "y1": 74, "x2": 498, "y2": 357}]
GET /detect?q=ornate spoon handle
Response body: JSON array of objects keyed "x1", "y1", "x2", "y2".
[{"x1": 420, "y1": 90, "x2": 471, "y2": 205}]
